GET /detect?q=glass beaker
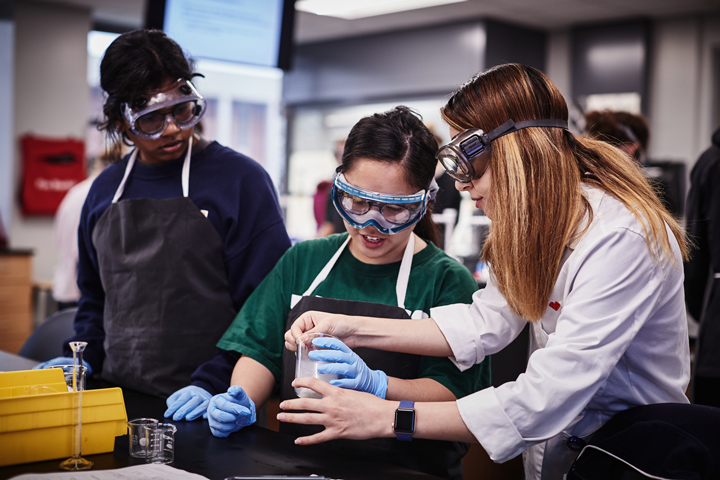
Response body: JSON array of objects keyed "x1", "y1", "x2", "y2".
[
  {"x1": 48, "y1": 365, "x2": 87, "y2": 392},
  {"x1": 150, "y1": 423, "x2": 177, "y2": 464},
  {"x1": 126, "y1": 418, "x2": 159, "y2": 459},
  {"x1": 294, "y1": 332, "x2": 342, "y2": 399}
]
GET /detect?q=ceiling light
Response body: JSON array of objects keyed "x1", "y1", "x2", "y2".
[{"x1": 296, "y1": 0, "x2": 467, "y2": 20}]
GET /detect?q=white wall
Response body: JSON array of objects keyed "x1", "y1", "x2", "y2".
[
  {"x1": 11, "y1": 1, "x2": 90, "y2": 281},
  {"x1": 193, "y1": 60, "x2": 286, "y2": 190},
  {"x1": 546, "y1": 30, "x2": 571, "y2": 101},
  {"x1": 647, "y1": 18, "x2": 702, "y2": 166},
  {"x1": 647, "y1": 15, "x2": 720, "y2": 185},
  {"x1": 696, "y1": 15, "x2": 720, "y2": 153},
  {"x1": 548, "y1": 15, "x2": 720, "y2": 175},
  {"x1": 0, "y1": 19, "x2": 14, "y2": 238}
]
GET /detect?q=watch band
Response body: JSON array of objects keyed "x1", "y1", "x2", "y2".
[{"x1": 395, "y1": 400, "x2": 415, "y2": 441}]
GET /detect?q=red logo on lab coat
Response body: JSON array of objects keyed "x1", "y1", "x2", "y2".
[{"x1": 549, "y1": 302, "x2": 561, "y2": 311}]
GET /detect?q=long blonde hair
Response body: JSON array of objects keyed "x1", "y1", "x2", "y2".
[{"x1": 441, "y1": 64, "x2": 688, "y2": 321}]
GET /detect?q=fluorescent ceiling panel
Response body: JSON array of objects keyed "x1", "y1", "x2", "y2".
[{"x1": 296, "y1": 0, "x2": 467, "y2": 19}]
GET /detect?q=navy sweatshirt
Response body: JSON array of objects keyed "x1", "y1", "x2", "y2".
[{"x1": 64, "y1": 140, "x2": 291, "y2": 389}]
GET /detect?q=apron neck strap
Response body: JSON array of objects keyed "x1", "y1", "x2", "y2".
[
  {"x1": 181, "y1": 135, "x2": 192, "y2": 198},
  {"x1": 302, "y1": 236, "x2": 350, "y2": 297},
  {"x1": 302, "y1": 233, "x2": 416, "y2": 309},
  {"x1": 111, "y1": 136, "x2": 193, "y2": 204},
  {"x1": 395, "y1": 233, "x2": 414, "y2": 310}
]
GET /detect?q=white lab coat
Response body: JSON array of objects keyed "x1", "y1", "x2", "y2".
[
  {"x1": 52, "y1": 176, "x2": 95, "y2": 303},
  {"x1": 430, "y1": 186, "x2": 690, "y2": 480}
]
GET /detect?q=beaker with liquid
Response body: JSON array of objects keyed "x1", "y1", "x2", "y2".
[
  {"x1": 48, "y1": 365, "x2": 87, "y2": 392},
  {"x1": 294, "y1": 332, "x2": 342, "y2": 399}
]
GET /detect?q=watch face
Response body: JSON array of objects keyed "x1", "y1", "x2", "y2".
[{"x1": 394, "y1": 408, "x2": 415, "y2": 434}]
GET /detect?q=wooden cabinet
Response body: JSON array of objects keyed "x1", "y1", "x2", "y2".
[{"x1": 0, "y1": 252, "x2": 33, "y2": 353}]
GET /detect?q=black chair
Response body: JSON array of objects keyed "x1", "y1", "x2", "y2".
[
  {"x1": 18, "y1": 307, "x2": 77, "y2": 362},
  {"x1": 567, "y1": 403, "x2": 720, "y2": 480}
]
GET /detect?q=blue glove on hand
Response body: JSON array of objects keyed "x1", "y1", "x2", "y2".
[
  {"x1": 310, "y1": 337, "x2": 389, "y2": 399},
  {"x1": 164, "y1": 385, "x2": 212, "y2": 421},
  {"x1": 208, "y1": 385, "x2": 257, "y2": 438},
  {"x1": 33, "y1": 357, "x2": 93, "y2": 376}
]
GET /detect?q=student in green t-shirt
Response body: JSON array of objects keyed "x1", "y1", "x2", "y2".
[{"x1": 166, "y1": 106, "x2": 489, "y2": 479}]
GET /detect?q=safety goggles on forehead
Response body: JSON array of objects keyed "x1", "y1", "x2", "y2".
[
  {"x1": 332, "y1": 173, "x2": 437, "y2": 235},
  {"x1": 436, "y1": 118, "x2": 569, "y2": 183},
  {"x1": 122, "y1": 78, "x2": 206, "y2": 140}
]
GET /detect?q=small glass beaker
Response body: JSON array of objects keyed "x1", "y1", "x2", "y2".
[
  {"x1": 48, "y1": 365, "x2": 87, "y2": 392},
  {"x1": 150, "y1": 423, "x2": 177, "y2": 464},
  {"x1": 126, "y1": 418, "x2": 159, "y2": 459},
  {"x1": 294, "y1": 332, "x2": 342, "y2": 399}
]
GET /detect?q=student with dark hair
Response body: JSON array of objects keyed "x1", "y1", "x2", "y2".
[
  {"x1": 584, "y1": 109, "x2": 649, "y2": 163},
  {"x1": 173, "y1": 106, "x2": 489, "y2": 480},
  {"x1": 584, "y1": 109, "x2": 684, "y2": 218},
  {"x1": 36, "y1": 29, "x2": 291, "y2": 398},
  {"x1": 282, "y1": 65, "x2": 690, "y2": 479}
]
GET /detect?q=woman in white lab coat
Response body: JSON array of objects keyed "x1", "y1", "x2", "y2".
[{"x1": 279, "y1": 63, "x2": 691, "y2": 480}]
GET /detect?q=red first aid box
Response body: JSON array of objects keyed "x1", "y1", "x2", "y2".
[{"x1": 21, "y1": 135, "x2": 86, "y2": 215}]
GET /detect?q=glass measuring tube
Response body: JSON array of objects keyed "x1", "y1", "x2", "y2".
[{"x1": 59, "y1": 341, "x2": 93, "y2": 471}]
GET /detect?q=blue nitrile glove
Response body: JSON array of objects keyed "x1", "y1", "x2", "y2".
[
  {"x1": 33, "y1": 356, "x2": 93, "y2": 376},
  {"x1": 310, "y1": 337, "x2": 389, "y2": 399},
  {"x1": 207, "y1": 385, "x2": 257, "y2": 438},
  {"x1": 164, "y1": 385, "x2": 213, "y2": 421}
]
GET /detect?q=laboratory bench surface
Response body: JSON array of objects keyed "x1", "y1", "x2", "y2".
[{"x1": 0, "y1": 352, "x2": 442, "y2": 480}]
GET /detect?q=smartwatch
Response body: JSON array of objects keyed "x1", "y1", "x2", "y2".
[{"x1": 393, "y1": 400, "x2": 415, "y2": 441}]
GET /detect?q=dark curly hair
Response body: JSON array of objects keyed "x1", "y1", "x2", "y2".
[{"x1": 98, "y1": 29, "x2": 198, "y2": 160}]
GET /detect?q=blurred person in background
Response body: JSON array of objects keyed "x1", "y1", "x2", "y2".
[
  {"x1": 0, "y1": 211, "x2": 7, "y2": 250},
  {"x1": 35, "y1": 29, "x2": 290, "y2": 398},
  {"x1": 429, "y1": 128, "x2": 462, "y2": 251},
  {"x1": 584, "y1": 110, "x2": 648, "y2": 163},
  {"x1": 584, "y1": 109, "x2": 683, "y2": 218},
  {"x1": 685, "y1": 126, "x2": 720, "y2": 407},
  {"x1": 52, "y1": 151, "x2": 112, "y2": 311},
  {"x1": 316, "y1": 139, "x2": 346, "y2": 237}
]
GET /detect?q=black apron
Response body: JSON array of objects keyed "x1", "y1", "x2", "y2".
[
  {"x1": 280, "y1": 235, "x2": 467, "y2": 480},
  {"x1": 92, "y1": 138, "x2": 236, "y2": 397}
]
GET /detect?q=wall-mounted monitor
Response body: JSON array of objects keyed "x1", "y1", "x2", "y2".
[{"x1": 145, "y1": 0, "x2": 295, "y2": 70}]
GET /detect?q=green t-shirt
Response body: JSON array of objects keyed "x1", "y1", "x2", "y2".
[{"x1": 217, "y1": 233, "x2": 490, "y2": 398}]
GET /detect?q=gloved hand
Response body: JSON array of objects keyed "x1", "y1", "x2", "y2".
[
  {"x1": 33, "y1": 357, "x2": 93, "y2": 376},
  {"x1": 207, "y1": 385, "x2": 257, "y2": 438},
  {"x1": 310, "y1": 337, "x2": 388, "y2": 399},
  {"x1": 164, "y1": 385, "x2": 212, "y2": 421}
]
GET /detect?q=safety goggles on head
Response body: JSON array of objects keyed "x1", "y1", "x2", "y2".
[
  {"x1": 332, "y1": 173, "x2": 437, "y2": 235},
  {"x1": 436, "y1": 118, "x2": 569, "y2": 183},
  {"x1": 122, "y1": 78, "x2": 206, "y2": 140}
]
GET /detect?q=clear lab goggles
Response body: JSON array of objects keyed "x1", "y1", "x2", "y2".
[
  {"x1": 437, "y1": 118, "x2": 569, "y2": 183},
  {"x1": 122, "y1": 78, "x2": 206, "y2": 140},
  {"x1": 332, "y1": 173, "x2": 437, "y2": 235}
]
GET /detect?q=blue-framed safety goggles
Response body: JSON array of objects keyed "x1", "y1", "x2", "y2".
[{"x1": 332, "y1": 173, "x2": 437, "y2": 235}]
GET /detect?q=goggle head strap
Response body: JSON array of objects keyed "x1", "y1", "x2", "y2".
[{"x1": 437, "y1": 118, "x2": 569, "y2": 183}]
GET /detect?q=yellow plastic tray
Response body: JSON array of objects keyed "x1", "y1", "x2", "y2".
[
  {"x1": 0, "y1": 369, "x2": 128, "y2": 467},
  {"x1": 0, "y1": 368, "x2": 68, "y2": 398}
]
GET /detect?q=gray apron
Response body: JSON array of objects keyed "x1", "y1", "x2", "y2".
[
  {"x1": 280, "y1": 235, "x2": 468, "y2": 480},
  {"x1": 92, "y1": 138, "x2": 236, "y2": 397}
]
